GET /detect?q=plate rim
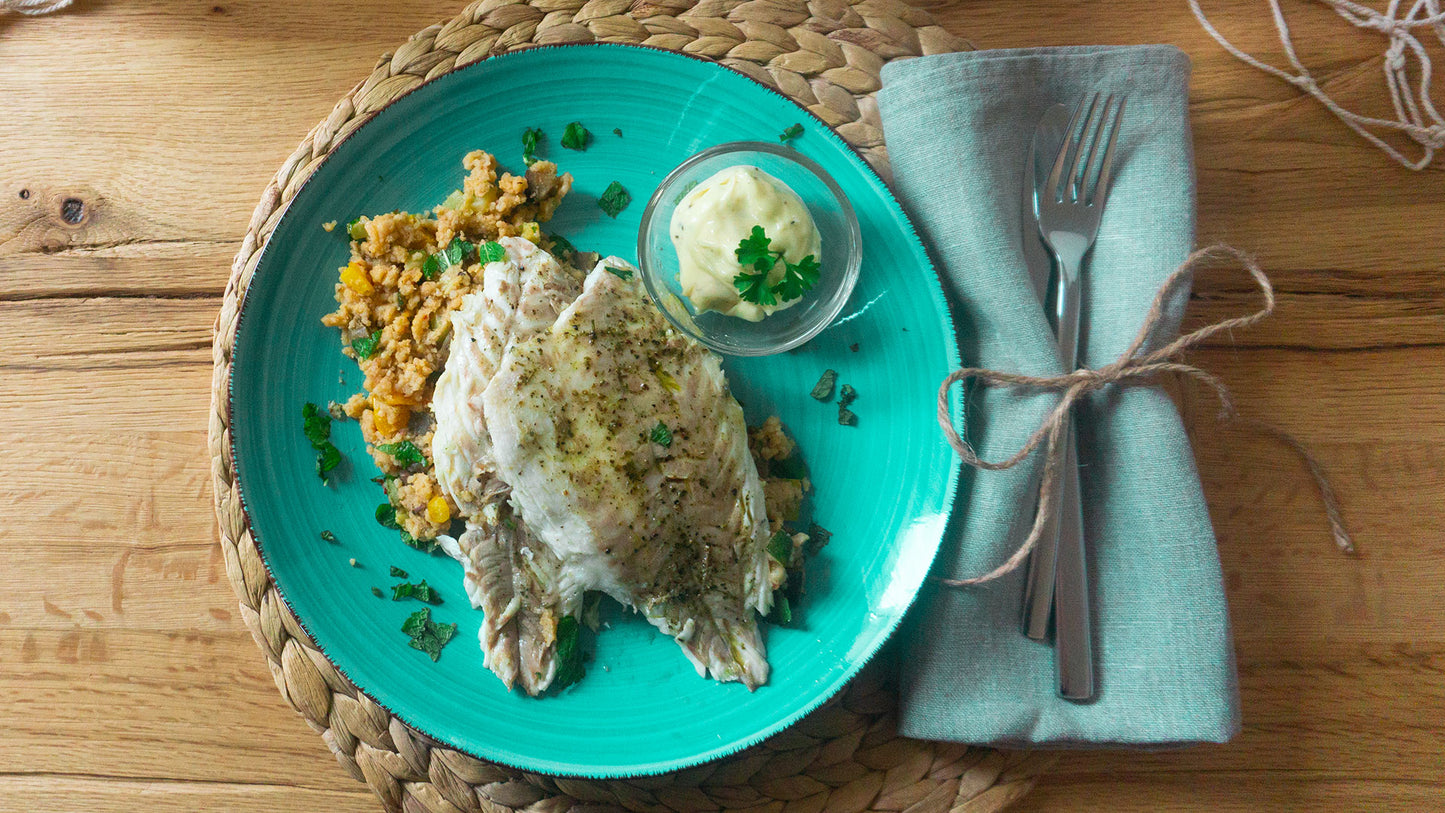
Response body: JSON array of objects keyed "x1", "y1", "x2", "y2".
[{"x1": 226, "y1": 40, "x2": 961, "y2": 778}]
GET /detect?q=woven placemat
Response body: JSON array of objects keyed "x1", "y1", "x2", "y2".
[{"x1": 208, "y1": 1, "x2": 1055, "y2": 810}]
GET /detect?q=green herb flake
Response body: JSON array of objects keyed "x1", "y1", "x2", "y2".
[
  {"x1": 604, "y1": 264, "x2": 633, "y2": 280},
  {"x1": 375, "y1": 502, "x2": 401, "y2": 530},
  {"x1": 376, "y1": 440, "x2": 425, "y2": 467},
  {"x1": 522, "y1": 127, "x2": 543, "y2": 165},
  {"x1": 547, "y1": 233, "x2": 576, "y2": 257},
  {"x1": 401, "y1": 531, "x2": 441, "y2": 555},
  {"x1": 838, "y1": 384, "x2": 858, "y2": 409},
  {"x1": 779, "y1": 123, "x2": 804, "y2": 144},
  {"x1": 396, "y1": 292, "x2": 408, "y2": 310},
  {"x1": 598, "y1": 181, "x2": 631, "y2": 218},
  {"x1": 552, "y1": 615, "x2": 585, "y2": 689},
  {"x1": 838, "y1": 406, "x2": 858, "y2": 427},
  {"x1": 766, "y1": 591, "x2": 793, "y2": 626},
  {"x1": 767, "y1": 529, "x2": 793, "y2": 564},
  {"x1": 389, "y1": 566, "x2": 408, "y2": 579},
  {"x1": 561, "y1": 121, "x2": 591, "y2": 151},
  {"x1": 478, "y1": 240, "x2": 506, "y2": 264},
  {"x1": 371, "y1": 586, "x2": 385, "y2": 598},
  {"x1": 302, "y1": 403, "x2": 343, "y2": 484},
  {"x1": 401, "y1": 608, "x2": 458, "y2": 662},
  {"x1": 612, "y1": 127, "x2": 623, "y2": 137},
  {"x1": 392, "y1": 579, "x2": 443, "y2": 605},
  {"x1": 320, "y1": 530, "x2": 338, "y2": 543},
  {"x1": 351, "y1": 329, "x2": 383, "y2": 359},
  {"x1": 421, "y1": 253, "x2": 442, "y2": 280},
  {"x1": 650, "y1": 421, "x2": 673, "y2": 448},
  {"x1": 810, "y1": 369, "x2": 837, "y2": 401}
]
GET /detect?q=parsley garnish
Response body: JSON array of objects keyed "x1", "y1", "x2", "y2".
[
  {"x1": 732, "y1": 226, "x2": 820, "y2": 306},
  {"x1": 478, "y1": 240, "x2": 506, "y2": 264},
  {"x1": 560, "y1": 121, "x2": 591, "y2": 151},
  {"x1": 650, "y1": 421, "x2": 673, "y2": 448},
  {"x1": 376, "y1": 440, "x2": 425, "y2": 467},
  {"x1": 552, "y1": 615, "x2": 585, "y2": 689},
  {"x1": 779, "y1": 123, "x2": 804, "y2": 143},
  {"x1": 391, "y1": 579, "x2": 443, "y2": 604},
  {"x1": 767, "y1": 529, "x2": 793, "y2": 564},
  {"x1": 522, "y1": 127, "x2": 543, "y2": 165},
  {"x1": 401, "y1": 608, "x2": 457, "y2": 662},
  {"x1": 604, "y1": 264, "x2": 633, "y2": 280},
  {"x1": 598, "y1": 181, "x2": 630, "y2": 218},
  {"x1": 810, "y1": 369, "x2": 837, "y2": 401},
  {"x1": 320, "y1": 530, "x2": 338, "y2": 543},
  {"x1": 302, "y1": 403, "x2": 343, "y2": 484},
  {"x1": 351, "y1": 329, "x2": 382, "y2": 360},
  {"x1": 389, "y1": 566, "x2": 408, "y2": 578}
]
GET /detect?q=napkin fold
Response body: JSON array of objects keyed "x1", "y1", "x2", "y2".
[{"x1": 877, "y1": 45, "x2": 1240, "y2": 746}]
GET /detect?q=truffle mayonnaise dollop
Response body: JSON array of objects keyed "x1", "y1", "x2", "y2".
[{"x1": 669, "y1": 165, "x2": 821, "y2": 322}]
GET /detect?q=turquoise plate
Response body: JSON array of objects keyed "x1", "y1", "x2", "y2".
[{"x1": 230, "y1": 44, "x2": 960, "y2": 778}]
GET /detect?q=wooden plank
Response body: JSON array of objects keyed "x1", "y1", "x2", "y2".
[
  {"x1": 0, "y1": 775, "x2": 375, "y2": 813},
  {"x1": 1013, "y1": 775, "x2": 1445, "y2": 813}
]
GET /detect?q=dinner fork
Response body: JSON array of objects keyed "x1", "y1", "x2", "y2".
[{"x1": 1023, "y1": 92, "x2": 1125, "y2": 702}]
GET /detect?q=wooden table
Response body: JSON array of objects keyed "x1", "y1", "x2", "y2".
[{"x1": 2, "y1": 1, "x2": 1440, "y2": 810}]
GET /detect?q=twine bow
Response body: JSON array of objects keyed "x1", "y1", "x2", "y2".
[{"x1": 935, "y1": 245, "x2": 1354, "y2": 588}]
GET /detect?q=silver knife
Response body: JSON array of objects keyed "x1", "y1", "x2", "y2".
[{"x1": 1020, "y1": 104, "x2": 1070, "y2": 640}]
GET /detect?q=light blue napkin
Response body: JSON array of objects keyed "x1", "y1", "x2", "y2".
[{"x1": 876, "y1": 45, "x2": 1240, "y2": 746}]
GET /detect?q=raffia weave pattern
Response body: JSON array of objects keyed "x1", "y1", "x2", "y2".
[{"x1": 208, "y1": 1, "x2": 1055, "y2": 810}]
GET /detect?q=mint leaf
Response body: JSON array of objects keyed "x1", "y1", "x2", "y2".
[
  {"x1": 401, "y1": 608, "x2": 457, "y2": 662},
  {"x1": 650, "y1": 421, "x2": 673, "y2": 448},
  {"x1": 547, "y1": 233, "x2": 575, "y2": 258},
  {"x1": 767, "y1": 529, "x2": 793, "y2": 564},
  {"x1": 302, "y1": 403, "x2": 331, "y2": 447},
  {"x1": 391, "y1": 579, "x2": 443, "y2": 605},
  {"x1": 375, "y1": 502, "x2": 401, "y2": 530},
  {"x1": 478, "y1": 240, "x2": 506, "y2": 264},
  {"x1": 421, "y1": 253, "x2": 441, "y2": 280},
  {"x1": 389, "y1": 566, "x2": 408, "y2": 578},
  {"x1": 401, "y1": 530, "x2": 440, "y2": 555},
  {"x1": 522, "y1": 127, "x2": 543, "y2": 166},
  {"x1": 598, "y1": 181, "x2": 630, "y2": 218},
  {"x1": 560, "y1": 121, "x2": 591, "y2": 151},
  {"x1": 552, "y1": 615, "x2": 585, "y2": 689},
  {"x1": 779, "y1": 123, "x2": 804, "y2": 144},
  {"x1": 604, "y1": 264, "x2": 633, "y2": 280},
  {"x1": 350, "y1": 329, "x2": 383, "y2": 359},
  {"x1": 376, "y1": 440, "x2": 425, "y2": 467}
]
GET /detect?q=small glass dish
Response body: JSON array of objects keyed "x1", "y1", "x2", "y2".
[{"x1": 637, "y1": 141, "x2": 862, "y2": 356}]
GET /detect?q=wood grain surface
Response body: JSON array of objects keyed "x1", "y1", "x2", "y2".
[{"x1": 2, "y1": 1, "x2": 1442, "y2": 811}]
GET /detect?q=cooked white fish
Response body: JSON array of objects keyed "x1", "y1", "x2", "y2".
[
  {"x1": 432, "y1": 237, "x2": 581, "y2": 694},
  {"x1": 483, "y1": 259, "x2": 773, "y2": 688}
]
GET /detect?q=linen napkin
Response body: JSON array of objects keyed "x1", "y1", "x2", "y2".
[{"x1": 876, "y1": 45, "x2": 1240, "y2": 746}]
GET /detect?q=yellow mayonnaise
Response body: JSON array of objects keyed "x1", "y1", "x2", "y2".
[{"x1": 669, "y1": 166, "x2": 822, "y2": 322}]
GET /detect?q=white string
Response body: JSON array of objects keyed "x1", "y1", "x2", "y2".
[
  {"x1": 0, "y1": 0, "x2": 73, "y2": 14},
  {"x1": 1189, "y1": 0, "x2": 1445, "y2": 170}
]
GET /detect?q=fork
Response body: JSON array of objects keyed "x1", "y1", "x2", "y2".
[{"x1": 1023, "y1": 92, "x2": 1126, "y2": 702}]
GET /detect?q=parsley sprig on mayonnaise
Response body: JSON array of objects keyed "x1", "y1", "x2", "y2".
[{"x1": 669, "y1": 166, "x2": 822, "y2": 322}]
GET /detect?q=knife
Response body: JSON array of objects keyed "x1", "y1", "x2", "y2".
[{"x1": 1019, "y1": 104, "x2": 1070, "y2": 640}]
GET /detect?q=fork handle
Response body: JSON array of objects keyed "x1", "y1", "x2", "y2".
[{"x1": 1054, "y1": 425, "x2": 1094, "y2": 700}]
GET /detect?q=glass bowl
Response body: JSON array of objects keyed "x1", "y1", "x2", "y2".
[{"x1": 637, "y1": 141, "x2": 862, "y2": 356}]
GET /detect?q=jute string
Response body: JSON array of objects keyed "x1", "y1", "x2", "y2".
[
  {"x1": 1190, "y1": 0, "x2": 1445, "y2": 170},
  {"x1": 0, "y1": 0, "x2": 72, "y2": 14},
  {"x1": 933, "y1": 245, "x2": 1355, "y2": 588}
]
